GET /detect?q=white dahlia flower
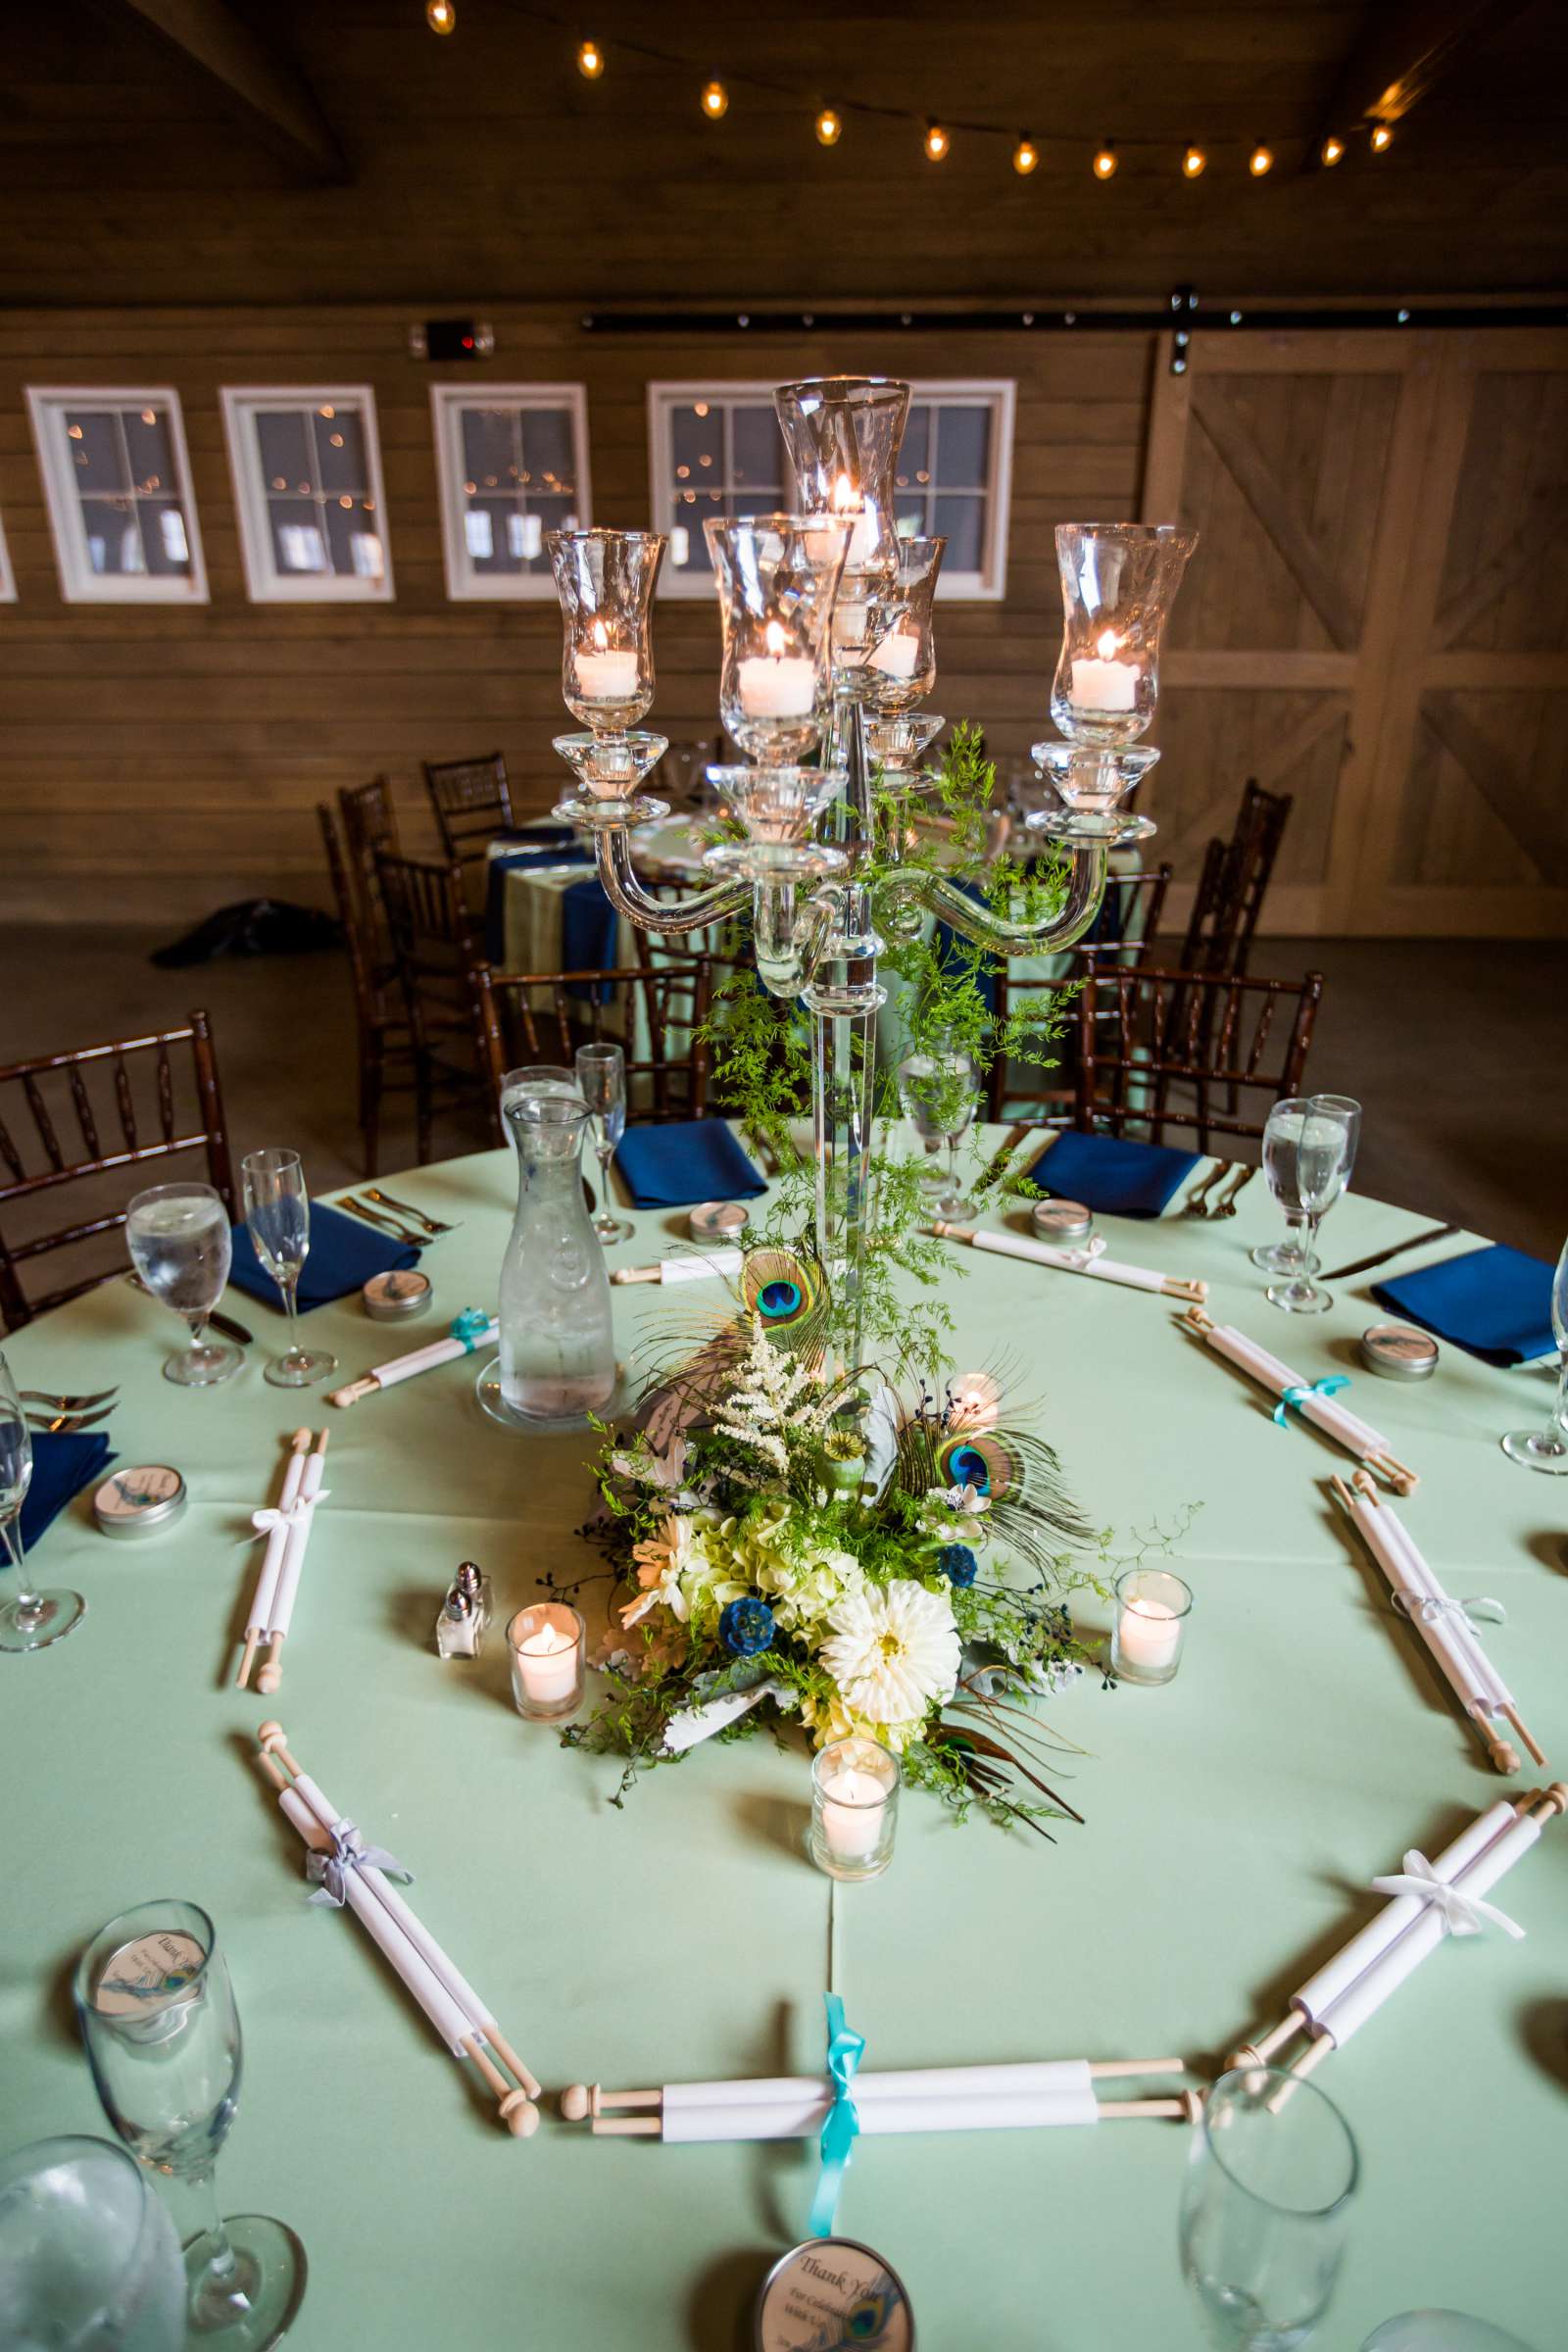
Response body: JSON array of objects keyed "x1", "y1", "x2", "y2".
[{"x1": 819, "y1": 1579, "x2": 961, "y2": 1729}]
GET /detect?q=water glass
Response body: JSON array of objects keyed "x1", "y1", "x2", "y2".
[
  {"x1": 897, "y1": 1045, "x2": 981, "y2": 1217},
  {"x1": 0, "y1": 2133, "x2": 185, "y2": 2351},
  {"x1": 1264, "y1": 1097, "x2": 1361, "y2": 1315},
  {"x1": 1500, "y1": 1233, "x2": 1568, "y2": 1475},
  {"x1": 574, "y1": 1043, "x2": 633, "y2": 1244},
  {"x1": 125, "y1": 1182, "x2": 243, "y2": 1386},
  {"x1": 1359, "y1": 2319, "x2": 1540, "y2": 2351},
  {"x1": 1180, "y1": 2064, "x2": 1358, "y2": 2351},
  {"x1": 240, "y1": 1149, "x2": 336, "y2": 1389},
  {"x1": 75, "y1": 1898, "x2": 306, "y2": 2350},
  {"x1": 0, "y1": 1349, "x2": 88, "y2": 1652},
  {"x1": 1251, "y1": 1099, "x2": 1322, "y2": 1278}
]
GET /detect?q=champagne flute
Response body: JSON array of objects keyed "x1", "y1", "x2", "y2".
[
  {"x1": 0, "y1": 1348, "x2": 86, "y2": 1653},
  {"x1": 1500, "y1": 1232, "x2": 1568, "y2": 1474},
  {"x1": 125, "y1": 1183, "x2": 243, "y2": 1386},
  {"x1": 1265, "y1": 1096, "x2": 1361, "y2": 1315},
  {"x1": 75, "y1": 1899, "x2": 307, "y2": 2351},
  {"x1": 240, "y1": 1149, "x2": 336, "y2": 1389},
  {"x1": 574, "y1": 1043, "x2": 633, "y2": 1244},
  {"x1": 1180, "y1": 2064, "x2": 1358, "y2": 2350},
  {"x1": 898, "y1": 1043, "x2": 981, "y2": 1217},
  {"x1": 1250, "y1": 1099, "x2": 1321, "y2": 1278}
]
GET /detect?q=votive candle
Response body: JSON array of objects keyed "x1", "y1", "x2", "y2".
[
  {"x1": 809, "y1": 1736, "x2": 900, "y2": 1880},
  {"x1": 508, "y1": 1602, "x2": 587, "y2": 1720},
  {"x1": 1111, "y1": 1568, "x2": 1193, "y2": 1687}
]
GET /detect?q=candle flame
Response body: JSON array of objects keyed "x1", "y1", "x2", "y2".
[
  {"x1": 763, "y1": 619, "x2": 786, "y2": 657},
  {"x1": 1096, "y1": 628, "x2": 1120, "y2": 660},
  {"x1": 832, "y1": 472, "x2": 858, "y2": 514},
  {"x1": 592, "y1": 618, "x2": 610, "y2": 650}
]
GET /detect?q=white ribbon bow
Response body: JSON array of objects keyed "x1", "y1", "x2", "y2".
[
  {"x1": 1370, "y1": 1848, "x2": 1525, "y2": 1940},
  {"x1": 1393, "y1": 1591, "x2": 1505, "y2": 1636},
  {"x1": 1063, "y1": 1237, "x2": 1108, "y2": 1270},
  {"x1": 250, "y1": 1494, "x2": 329, "y2": 1538}
]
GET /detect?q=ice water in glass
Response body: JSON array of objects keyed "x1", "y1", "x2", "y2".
[{"x1": 126, "y1": 1185, "x2": 241, "y2": 1386}]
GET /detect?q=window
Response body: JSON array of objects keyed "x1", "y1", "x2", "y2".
[
  {"x1": 431, "y1": 384, "x2": 590, "y2": 600},
  {"x1": 222, "y1": 386, "x2": 391, "y2": 602},
  {"x1": 0, "y1": 510, "x2": 14, "y2": 603},
  {"x1": 27, "y1": 387, "x2": 206, "y2": 604},
  {"x1": 892, "y1": 382, "x2": 1014, "y2": 600},
  {"x1": 647, "y1": 383, "x2": 790, "y2": 597},
  {"x1": 648, "y1": 378, "x2": 1015, "y2": 601}
]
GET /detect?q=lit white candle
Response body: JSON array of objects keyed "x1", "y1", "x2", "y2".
[
  {"x1": 1116, "y1": 1598, "x2": 1181, "y2": 1677},
  {"x1": 738, "y1": 621, "x2": 815, "y2": 718},
  {"x1": 516, "y1": 1623, "x2": 577, "y2": 1706},
  {"x1": 576, "y1": 648, "x2": 639, "y2": 703},
  {"x1": 1069, "y1": 629, "x2": 1139, "y2": 712},
  {"x1": 870, "y1": 629, "x2": 920, "y2": 680},
  {"x1": 832, "y1": 474, "x2": 877, "y2": 567},
  {"x1": 818, "y1": 1767, "x2": 887, "y2": 1861}
]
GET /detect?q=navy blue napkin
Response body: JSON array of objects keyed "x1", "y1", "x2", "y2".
[
  {"x1": 613, "y1": 1119, "x2": 767, "y2": 1210},
  {"x1": 1025, "y1": 1129, "x2": 1200, "y2": 1218},
  {"x1": 562, "y1": 876, "x2": 619, "y2": 1004},
  {"x1": 932, "y1": 879, "x2": 996, "y2": 1014},
  {"x1": 483, "y1": 844, "x2": 594, "y2": 961},
  {"x1": 20, "y1": 1430, "x2": 115, "y2": 1553},
  {"x1": 1373, "y1": 1243, "x2": 1557, "y2": 1368},
  {"x1": 228, "y1": 1201, "x2": 418, "y2": 1312}
]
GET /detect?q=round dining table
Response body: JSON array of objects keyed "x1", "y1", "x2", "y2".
[{"x1": 6, "y1": 1132, "x2": 1565, "y2": 2351}]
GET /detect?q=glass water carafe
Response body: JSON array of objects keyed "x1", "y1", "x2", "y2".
[{"x1": 499, "y1": 1092, "x2": 616, "y2": 1424}]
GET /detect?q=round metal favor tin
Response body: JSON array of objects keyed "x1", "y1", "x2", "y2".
[
  {"x1": 690, "y1": 1200, "x2": 750, "y2": 1246},
  {"x1": 1360, "y1": 1322, "x2": 1439, "y2": 1381},
  {"x1": 756, "y1": 2239, "x2": 914, "y2": 2351},
  {"x1": 363, "y1": 1268, "x2": 434, "y2": 1321},
  {"x1": 93, "y1": 1464, "x2": 187, "y2": 1539},
  {"x1": 1032, "y1": 1198, "x2": 1094, "y2": 1245}
]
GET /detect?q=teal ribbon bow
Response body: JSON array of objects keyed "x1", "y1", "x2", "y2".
[
  {"x1": 1273, "y1": 1374, "x2": 1350, "y2": 1430},
  {"x1": 449, "y1": 1308, "x2": 491, "y2": 1350},
  {"x1": 808, "y1": 1992, "x2": 866, "y2": 2239}
]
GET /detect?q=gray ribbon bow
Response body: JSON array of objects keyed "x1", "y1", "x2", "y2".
[
  {"x1": 1393, "y1": 1591, "x2": 1505, "y2": 1637},
  {"x1": 305, "y1": 1818, "x2": 414, "y2": 1908}
]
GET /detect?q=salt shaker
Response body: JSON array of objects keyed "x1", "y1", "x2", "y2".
[{"x1": 433, "y1": 1561, "x2": 492, "y2": 1661}]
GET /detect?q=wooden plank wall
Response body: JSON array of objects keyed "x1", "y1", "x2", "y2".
[{"x1": 0, "y1": 306, "x2": 1151, "y2": 927}]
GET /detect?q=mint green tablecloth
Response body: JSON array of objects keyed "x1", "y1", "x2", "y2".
[{"x1": 5, "y1": 1138, "x2": 1566, "y2": 2350}]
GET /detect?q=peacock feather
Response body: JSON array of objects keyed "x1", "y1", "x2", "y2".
[{"x1": 739, "y1": 1244, "x2": 831, "y2": 1358}]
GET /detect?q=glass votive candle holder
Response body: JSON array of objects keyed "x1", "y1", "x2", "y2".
[
  {"x1": 808, "y1": 1736, "x2": 900, "y2": 1881},
  {"x1": 507, "y1": 1602, "x2": 586, "y2": 1721},
  {"x1": 1111, "y1": 1568, "x2": 1193, "y2": 1687}
]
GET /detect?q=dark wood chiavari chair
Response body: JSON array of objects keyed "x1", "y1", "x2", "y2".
[
  {"x1": 1074, "y1": 961, "x2": 1324, "y2": 1153},
  {"x1": 374, "y1": 850, "x2": 488, "y2": 1163},
  {"x1": 1181, "y1": 779, "x2": 1293, "y2": 980},
  {"x1": 471, "y1": 961, "x2": 711, "y2": 1140},
  {"x1": 985, "y1": 864, "x2": 1174, "y2": 1123},
  {"x1": 317, "y1": 806, "x2": 416, "y2": 1177},
  {"x1": 422, "y1": 752, "x2": 514, "y2": 876},
  {"x1": 337, "y1": 774, "x2": 402, "y2": 950},
  {"x1": 0, "y1": 1010, "x2": 234, "y2": 1330}
]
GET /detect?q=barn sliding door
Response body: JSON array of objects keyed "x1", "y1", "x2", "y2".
[{"x1": 1143, "y1": 325, "x2": 1568, "y2": 938}]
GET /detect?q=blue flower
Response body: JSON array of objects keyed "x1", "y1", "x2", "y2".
[
  {"x1": 719, "y1": 1596, "x2": 776, "y2": 1657},
  {"x1": 937, "y1": 1544, "x2": 978, "y2": 1589}
]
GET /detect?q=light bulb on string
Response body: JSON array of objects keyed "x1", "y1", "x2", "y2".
[
  {"x1": 701, "y1": 79, "x2": 729, "y2": 120},
  {"x1": 1370, "y1": 122, "x2": 1393, "y2": 152},
  {"x1": 1012, "y1": 134, "x2": 1039, "y2": 175},
  {"x1": 815, "y1": 107, "x2": 842, "y2": 146},
  {"x1": 425, "y1": 0, "x2": 455, "y2": 31},
  {"x1": 1320, "y1": 133, "x2": 1345, "y2": 167},
  {"x1": 577, "y1": 38, "x2": 603, "y2": 78},
  {"x1": 1093, "y1": 142, "x2": 1117, "y2": 180},
  {"x1": 923, "y1": 122, "x2": 950, "y2": 162},
  {"x1": 1249, "y1": 143, "x2": 1274, "y2": 175},
  {"x1": 1182, "y1": 143, "x2": 1206, "y2": 178}
]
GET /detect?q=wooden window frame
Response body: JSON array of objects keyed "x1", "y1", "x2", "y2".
[
  {"x1": 221, "y1": 383, "x2": 393, "y2": 605},
  {"x1": 430, "y1": 381, "x2": 591, "y2": 602},
  {"x1": 647, "y1": 380, "x2": 792, "y2": 600},
  {"x1": 0, "y1": 509, "x2": 14, "y2": 603},
  {"x1": 27, "y1": 385, "x2": 208, "y2": 605}
]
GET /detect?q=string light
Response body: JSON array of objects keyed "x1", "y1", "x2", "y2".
[
  {"x1": 1012, "y1": 134, "x2": 1039, "y2": 175},
  {"x1": 1249, "y1": 143, "x2": 1274, "y2": 175},
  {"x1": 1370, "y1": 122, "x2": 1393, "y2": 152},
  {"x1": 425, "y1": 0, "x2": 455, "y2": 31},
  {"x1": 1093, "y1": 143, "x2": 1117, "y2": 179},
  {"x1": 923, "y1": 122, "x2": 950, "y2": 162},
  {"x1": 576, "y1": 38, "x2": 603, "y2": 77},
  {"x1": 701, "y1": 78, "x2": 728, "y2": 120},
  {"x1": 815, "y1": 107, "x2": 842, "y2": 147},
  {"x1": 1320, "y1": 133, "x2": 1345, "y2": 166},
  {"x1": 1182, "y1": 143, "x2": 1206, "y2": 178}
]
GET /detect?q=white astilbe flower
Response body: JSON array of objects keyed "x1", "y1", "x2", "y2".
[
  {"x1": 819, "y1": 1579, "x2": 961, "y2": 1731},
  {"x1": 711, "y1": 1316, "x2": 834, "y2": 1476}
]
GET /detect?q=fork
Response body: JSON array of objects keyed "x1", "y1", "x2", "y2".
[
  {"x1": 338, "y1": 1195, "x2": 425, "y2": 1242},
  {"x1": 364, "y1": 1187, "x2": 455, "y2": 1236},
  {"x1": 1183, "y1": 1161, "x2": 1232, "y2": 1217},
  {"x1": 20, "y1": 1386, "x2": 119, "y2": 1411},
  {"x1": 25, "y1": 1403, "x2": 115, "y2": 1435},
  {"x1": 1210, "y1": 1166, "x2": 1256, "y2": 1219}
]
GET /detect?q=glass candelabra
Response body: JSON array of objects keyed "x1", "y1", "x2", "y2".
[{"x1": 546, "y1": 394, "x2": 1196, "y2": 1366}]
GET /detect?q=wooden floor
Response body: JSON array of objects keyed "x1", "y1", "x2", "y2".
[{"x1": 2, "y1": 926, "x2": 1563, "y2": 1262}]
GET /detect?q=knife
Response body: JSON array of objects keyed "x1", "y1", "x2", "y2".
[
  {"x1": 980, "y1": 1120, "x2": 1034, "y2": 1191},
  {"x1": 125, "y1": 1272, "x2": 254, "y2": 1346},
  {"x1": 1323, "y1": 1223, "x2": 1460, "y2": 1283}
]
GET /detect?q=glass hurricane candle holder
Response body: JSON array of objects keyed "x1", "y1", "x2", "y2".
[
  {"x1": 808, "y1": 1735, "x2": 900, "y2": 1881},
  {"x1": 864, "y1": 532, "x2": 944, "y2": 714},
  {"x1": 548, "y1": 527, "x2": 663, "y2": 739},
  {"x1": 1050, "y1": 521, "x2": 1197, "y2": 747},
  {"x1": 774, "y1": 376, "x2": 910, "y2": 687},
  {"x1": 507, "y1": 1601, "x2": 586, "y2": 1720},
  {"x1": 1111, "y1": 1567, "x2": 1193, "y2": 1686},
  {"x1": 705, "y1": 513, "x2": 849, "y2": 762}
]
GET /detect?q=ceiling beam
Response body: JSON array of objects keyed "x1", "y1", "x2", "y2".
[
  {"x1": 1310, "y1": 0, "x2": 1535, "y2": 157},
  {"x1": 109, "y1": 0, "x2": 349, "y2": 182}
]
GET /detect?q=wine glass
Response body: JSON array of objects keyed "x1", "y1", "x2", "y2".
[
  {"x1": 0, "y1": 1349, "x2": 86, "y2": 1653},
  {"x1": 74, "y1": 1899, "x2": 306, "y2": 2350},
  {"x1": 125, "y1": 1183, "x2": 243, "y2": 1387},
  {"x1": 1265, "y1": 1096, "x2": 1361, "y2": 1315},
  {"x1": 1360, "y1": 2319, "x2": 1540, "y2": 2351},
  {"x1": 574, "y1": 1043, "x2": 633, "y2": 1244},
  {"x1": 0, "y1": 2133, "x2": 185, "y2": 2350},
  {"x1": 1180, "y1": 2064, "x2": 1358, "y2": 2350},
  {"x1": 240, "y1": 1150, "x2": 336, "y2": 1389},
  {"x1": 1251, "y1": 1098, "x2": 1321, "y2": 1278},
  {"x1": 1501, "y1": 1233, "x2": 1568, "y2": 1474},
  {"x1": 898, "y1": 1043, "x2": 981, "y2": 1217}
]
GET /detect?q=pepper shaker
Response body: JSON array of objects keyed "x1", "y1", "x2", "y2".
[{"x1": 433, "y1": 1561, "x2": 493, "y2": 1661}]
